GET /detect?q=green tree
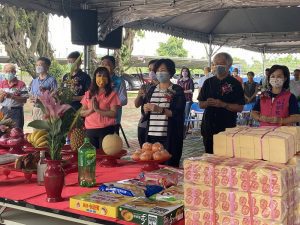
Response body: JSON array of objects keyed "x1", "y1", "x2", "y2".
[
  {"x1": 0, "y1": 5, "x2": 53, "y2": 77},
  {"x1": 157, "y1": 37, "x2": 188, "y2": 57}
]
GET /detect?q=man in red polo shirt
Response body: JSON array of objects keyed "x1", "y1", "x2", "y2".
[{"x1": 0, "y1": 64, "x2": 28, "y2": 129}]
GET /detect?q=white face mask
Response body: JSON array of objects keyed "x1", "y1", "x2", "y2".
[
  {"x1": 269, "y1": 77, "x2": 284, "y2": 88},
  {"x1": 36, "y1": 66, "x2": 45, "y2": 74}
]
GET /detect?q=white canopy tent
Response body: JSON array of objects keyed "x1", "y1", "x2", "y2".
[{"x1": 1, "y1": 0, "x2": 300, "y2": 66}]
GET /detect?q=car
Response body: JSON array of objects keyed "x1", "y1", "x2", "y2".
[{"x1": 122, "y1": 73, "x2": 144, "y2": 90}]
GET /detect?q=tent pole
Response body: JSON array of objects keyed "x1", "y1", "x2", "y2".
[
  {"x1": 208, "y1": 34, "x2": 213, "y2": 67},
  {"x1": 84, "y1": 45, "x2": 88, "y2": 73},
  {"x1": 262, "y1": 47, "x2": 266, "y2": 74}
]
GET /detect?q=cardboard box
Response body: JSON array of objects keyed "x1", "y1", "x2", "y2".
[
  {"x1": 214, "y1": 127, "x2": 296, "y2": 163},
  {"x1": 69, "y1": 190, "x2": 135, "y2": 218},
  {"x1": 118, "y1": 198, "x2": 184, "y2": 225}
]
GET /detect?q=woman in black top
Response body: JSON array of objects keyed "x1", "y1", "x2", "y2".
[{"x1": 142, "y1": 58, "x2": 186, "y2": 167}]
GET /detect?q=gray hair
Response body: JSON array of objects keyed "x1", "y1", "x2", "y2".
[{"x1": 213, "y1": 52, "x2": 233, "y2": 66}]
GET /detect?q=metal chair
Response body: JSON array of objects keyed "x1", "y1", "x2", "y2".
[{"x1": 185, "y1": 102, "x2": 204, "y2": 136}]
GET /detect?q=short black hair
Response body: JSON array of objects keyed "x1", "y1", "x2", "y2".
[
  {"x1": 153, "y1": 58, "x2": 176, "y2": 78},
  {"x1": 294, "y1": 69, "x2": 300, "y2": 73},
  {"x1": 247, "y1": 71, "x2": 255, "y2": 77},
  {"x1": 37, "y1": 57, "x2": 51, "y2": 67},
  {"x1": 148, "y1": 59, "x2": 158, "y2": 67},
  {"x1": 265, "y1": 68, "x2": 270, "y2": 72},
  {"x1": 101, "y1": 55, "x2": 116, "y2": 67},
  {"x1": 268, "y1": 65, "x2": 290, "y2": 89},
  {"x1": 68, "y1": 51, "x2": 80, "y2": 59}
]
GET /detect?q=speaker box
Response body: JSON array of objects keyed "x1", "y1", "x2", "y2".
[
  {"x1": 71, "y1": 10, "x2": 98, "y2": 45},
  {"x1": 99, "y1": 27, "x2": 123, "y2": 49}
]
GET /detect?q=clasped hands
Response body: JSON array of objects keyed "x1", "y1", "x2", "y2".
[
  {"x1": 207, "y1": 98, "x2": 227, "y2": 108},
  {"x1": 144, "y1": 103, "x2": 162, "y2": 113},
  {"x1": 259, "y1": 115, "x2": 282, "y2": 124},
  {"x1": 91, "y1": 97, "x2": 100, "y2": 113}
]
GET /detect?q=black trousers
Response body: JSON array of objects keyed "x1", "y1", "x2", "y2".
[
  {"x1": 137, "y1": 127, "x2": 147, "y2": 148},
  {"x1": 86, "y1": 125, "x2": 115, "y2": 149},
  {"x1": 202, "y1": 135, "x2": 214, "y2": 154}
]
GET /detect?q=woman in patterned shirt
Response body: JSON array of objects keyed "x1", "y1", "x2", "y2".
[{"x1": 143, "y1": 59, "x2": 186, "y2": 167}]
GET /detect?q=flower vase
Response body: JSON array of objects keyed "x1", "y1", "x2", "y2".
[{"x1": 44, "y1": 160, "x2": 64, "y2": 202}]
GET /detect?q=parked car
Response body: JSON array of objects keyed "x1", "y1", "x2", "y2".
[{"x1": 122, "y1": 74, "x2": 143, "y2": 90}]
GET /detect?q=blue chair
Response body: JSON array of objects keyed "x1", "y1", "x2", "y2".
[{"x1": 185, "y1": 102, "x2": 204, "y2": 136}]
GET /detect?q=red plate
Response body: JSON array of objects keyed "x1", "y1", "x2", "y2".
[
  {"x1": 0, "y1": 141, "x2": 25, "y2": 154},
  {"x1": 96, "y1": 149, "x2": 127, "y2": 167},
  {"x1": 132, "y1": 156, "x2": 171, "y2": 171}
]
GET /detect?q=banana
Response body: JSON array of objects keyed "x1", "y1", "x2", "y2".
[
  {"x1": 35, "y1": 135, "x2": 48, "y2": 146},
  {"x1": 27, "y1": 133, "x2": 32, "y2": 143},
  {"x1": 37, "y1": 140, "x2": 48, "y2": 148},
  {"x1": 33, "y1": 130, "x2": 47, "y2": 143}
]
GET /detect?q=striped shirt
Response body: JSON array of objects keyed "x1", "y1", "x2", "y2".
[{"x1": 148, "y1": 86, "x2": 171, "y2": 137}]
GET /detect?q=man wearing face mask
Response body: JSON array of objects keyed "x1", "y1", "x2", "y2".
[
  {"x1": 29, "y1": 57, "x2": 58, "y2": 120},
  {"x1": 0, "y1": 64, "x2": 28, "y2": 129},
  {"x1": 290, "y1": 69, "x2": 300, "y2": 101},
  {"x1": 100, "y1": 55, "x2": 127, "y2": 134},
  {"x1": 135, "y1": 59, "x2": 158, "y2": 147},
  {"x1": 198, "y1": 52, "x2": 245, "y2": 154},
  {"x1": 62, "y1": 51, "x2": 91, "y2": 111}
]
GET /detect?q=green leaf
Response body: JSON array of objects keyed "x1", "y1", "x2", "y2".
[{"x1": 28, "y1": 120, "x2": 50, "y2": 130}]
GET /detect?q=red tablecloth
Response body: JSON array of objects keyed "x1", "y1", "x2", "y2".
[{"x1": 0, "y1": 151, "x2": 184, "y2": 225}]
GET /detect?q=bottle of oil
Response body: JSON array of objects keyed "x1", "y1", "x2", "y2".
[{"x1": 37, "y1": 151, "x2": 47, "y2": 185}]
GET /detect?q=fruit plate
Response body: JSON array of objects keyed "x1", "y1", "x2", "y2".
[
  {"x1": 96, "y1": 149, "x2": 127, "y2": 167},
  {"x1": 0, "y1": 141, "x2": 25, "y2": 154},
  {"x1": 132, "y1": 157, "x2": 171, "y2": 171}
]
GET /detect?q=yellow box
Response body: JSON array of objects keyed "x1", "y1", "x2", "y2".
[
  {"x1": 183, "y1": 155, "x2": 226, "y2": 185},
  {"x1": 261, "y1": 131, "x2": 295, "y2": 163},
  {"x1": 69, "y1": 190, "x2": 135, "y2": 218},
  {"x1": 218, "y1": 214, "x2": 288, "y2": 225},
  {"x1": 185, "y1": 208, "x2": 216, "y2": 225}
]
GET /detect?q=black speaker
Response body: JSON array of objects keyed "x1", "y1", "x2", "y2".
[
  {"x1": 99, "y1": 27, "x2": 123, "y2": 49},
  {"x1": 71, "y1": 10, "x2": 98, "y2": 45}
]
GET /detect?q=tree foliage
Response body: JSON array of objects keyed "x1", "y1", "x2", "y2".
[
  {"x1": 0, "y1": 5, "x2": 53, "y2": 77},
  {"x1": 114, "y1": 28, "x2": 137, "y2": 74},
  {"x1": 157, "y1": 37, "x2": 188, "y2": 57}
]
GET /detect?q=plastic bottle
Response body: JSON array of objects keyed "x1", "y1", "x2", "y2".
[
  {"x1": 78, "y1": 138, "x2": 96, "y2": 187},
  {"x1": 37, "y1": 151, "x2": 47, "y2": 185}
]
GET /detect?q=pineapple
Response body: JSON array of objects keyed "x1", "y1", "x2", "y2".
[{"x1": 70, "y1": 128, "x2": 85, "y2": 151}]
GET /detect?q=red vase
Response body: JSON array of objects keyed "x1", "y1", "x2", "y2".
[{"x1": 44, "y1": 160, "x2": 64, "y2": 202}]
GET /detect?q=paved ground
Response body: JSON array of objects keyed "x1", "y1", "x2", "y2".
[{"x1": 23, "y1": 91, "x2": 205, "y2": 166}]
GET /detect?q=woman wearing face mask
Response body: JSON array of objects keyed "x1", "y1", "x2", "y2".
[
  {"x1": 251, "y1": 65, "x2": 299, "y2": 126},
  {"x1": 177, "y1": 67, "x2": 194, "y2": 126},
  {"x1": 143, "y1": 59, "x2": 186, "y2": 167},
  {"x1": 80, "y1": 67, "x2": 120, "y2": 149}
]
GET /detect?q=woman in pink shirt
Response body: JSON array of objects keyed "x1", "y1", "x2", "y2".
[{"x1": 80, "y1": 67, "x2": 121, "y2": 149}]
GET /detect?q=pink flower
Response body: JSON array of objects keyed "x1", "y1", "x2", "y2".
[{"x1": 38, "y1": 91, "x2": 71, "y2": 119}]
